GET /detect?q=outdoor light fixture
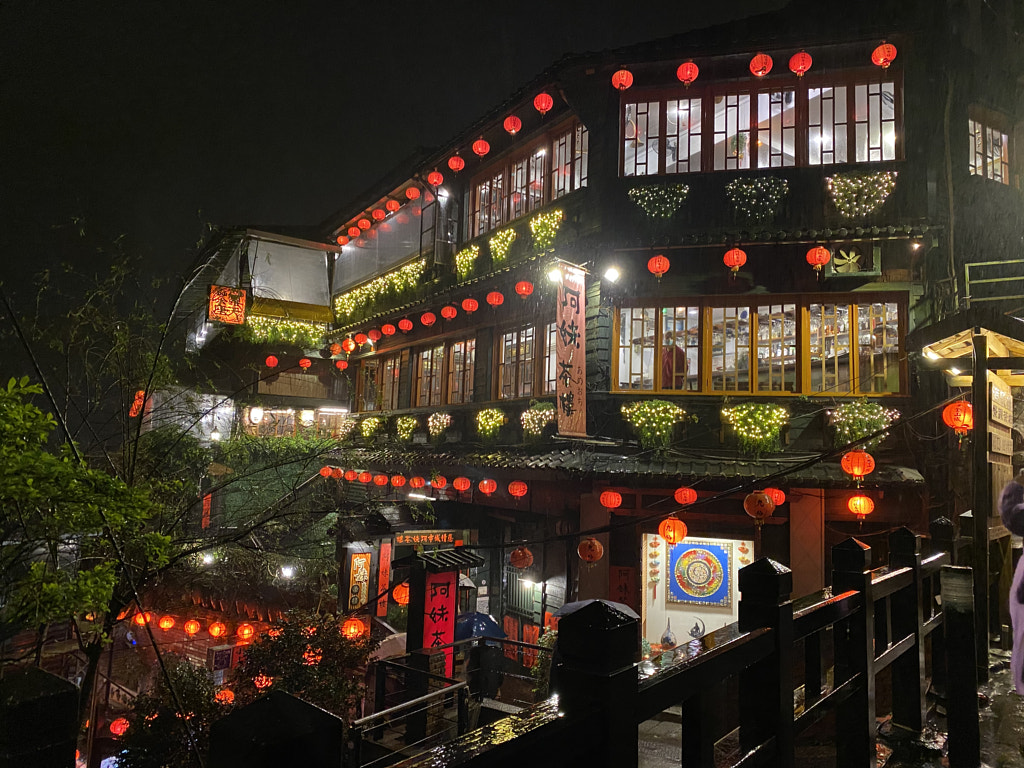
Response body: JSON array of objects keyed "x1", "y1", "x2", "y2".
[
  {"x1": 203, "y1": 553, "x2": 214, "y2": 565},
  {"x1": 210, "y1": 431, "x2": 221, "y2": 441},
  {"x1": 548, "y1": 267, "x2": 562, "y2": 282},
  {"x1": 249, "y1": 406, "x2": 264, "y2": 425},
  {"x1": 280, "y1": 566, "x2": 295, "y2": 579},
  {"x1": 604, "y1": 266, "x2": 621, "y2": 282},
  {"x1": 299, "y1": 410, "x2": 315, "y2": 425},
  {"x1": 949, "y1": 367, "x2": 961, "y2": 376},
  {"x1": 924, "y1": 349, "x2": 940, "y2": 361}
]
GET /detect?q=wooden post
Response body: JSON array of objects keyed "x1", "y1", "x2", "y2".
[
  {"x1": 831, "y1": 538, "x2": 875, "y2": 768},
  {"x1": 971, "y1": 330, "x2": 990, "y2": 681},
  {"x1": 738, "y1": 558, "x2": 795, "y2": 768},
  {"x1": 929, "y1": 516, "x2": 956, "y2": 563},
  {"x1": 889, "y1": 527, "x2": 925, "y2": 733},
  {"x1": 941, "y1": 566, "x2": 980, "y2": 768},
  {"x1": 681, "y1": 688, "x2": 718, "y2": 768}
]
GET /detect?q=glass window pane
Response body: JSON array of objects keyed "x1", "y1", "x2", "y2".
[
  {"x1": 756, "y1": 304, "x2": 797, "y2": 392},
  {"x1": 544, "y1": 322, "x2": 558, "y2": 394},
  {"x1": 360, "y1": 360, "x2": 380, "y2": 411},
  {"x1": 809, "y1": 304, "x2": 852, "y2": 393},
  {"x1": 713, "y1": 93, "x2": 751, "y2": 170},
  {"x1": 808, "y1": 86, "x2": 847, "y2": 166},
  {"x1": 757, "y1": 90, "x2": 795, "y2": 168},
  {"x1": 447, "y1": 338, "x2": 475, "y2": 405},
  {"x1": 857, "y1": 302, "x2": 900, "y2": 393},
  {"x1": 709, "y1": 306, "x2": 751, "y2": 391},
  {"x1": 660, "y1": 306, "x2": 700, "y2": 390},
  {"x1": 623, "y1": 102, "x2": 661, "y2": 176},
  {"x1": 616, "y1": 307, "x2": 656, "y2": 390},
  {"x1": 665, "y1": 98, "x2": 701, "y2": 174}
]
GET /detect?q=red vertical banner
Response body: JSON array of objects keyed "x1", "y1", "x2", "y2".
[
  {"x1": 609, "y1": 566, "x2": 636, "y2": 611},
  {"x1": 376, "y1": 542, "x2": 392, "y2": 617},
  {"x1": 422, "y1": 570, "x2": 457, "y2": 677},
  {"x1": 503, "y1": 616, "x2": 520, "y2": 661},
  {"x1": 556, "y1": 264, "x2": 587, "y2": 436},
  {"x1": 201, "y1": 493, "x2": 212, "y2": 529},
  {"x1": 522, "y1": 624, "x2": 540, "y2": 668},
  {"x1": 348, "y1": 553, "x2": 371, "y2": 610}
]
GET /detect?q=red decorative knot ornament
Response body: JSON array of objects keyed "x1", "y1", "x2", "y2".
[
  {"x1": 110, "y1": 717, "x2": 130, "y2": 737},
  {"x1": 749, "y1": 53, "x2": 773, "y2": 77},
  {"x1": 265, "y1": 355, "x2": 279, "y2": 368},
  {"x1": 209, "y1": 622, "x2": 227, "y2": 638},
  {"x1": 441, "y1": 305, "x2": 457, "y2": 320},
  {"x1": 386, "y1": 199, "x2": 401, "y2": 212},
  {"x1": 472, "y1": 137, "x2": 490, "y2": 157},
  {"x1": 409, "y1": 476, "x2": 426, "y2": 489},
  {"x1": 420, "y1": 312, "x2": 436, "y2": 327},
  {"x1": 158, "y1": 615, "x2": 175, "y2": 630},
  {"x1": 600, "y1": 490, "x2": 623, "y2": 510},
  {"x1": 478, "y1": 478, "x2": 497, "y2": 495},
  {"x1": 335, "y1": 360, "x2": 348, "y2": 371},
  {"x1": 299, "y1": 358, "x2": 312, "y2": 369},
  {"x1": 405, "y1": 186, "x2": 421, "y2": 200},
  {"x1": 342, "y1": 338, "x2": 357, "y2": 353},
  {"x1": 329, "y1": 342, "x2": 342, "y2": 355},
  {"x1": 676, "y1": 60, "x2": 699, "y2": 86},
  {"x1": 789, "y1": 51, "x2": 812, "y2": 77},
  {"x1": 534, "y1": 92, "x2": 554, "y2": 115},
  {"x1": 848, "y1": 494, "x2": 875, "y2": 518},
  {"x1": 515, "y1": 280, "x2": 534, "y2": 298},
  {"x1": 448, "y1": 154, "x2": 465, "y2": 173},
  {"x1": 427, "y1": 170, "x2": 444, "y2": 186},
  {"x1": 871, "y1": 41, "x2": 897, "y2": 69},
  {"x1": 508, "y1": 480, "x2": 528, "y2": 498},
  {"x1": 486, "y1": 291, "x2": 504, "y2": 307},
  {"x1": 354, "y1": 332, "x2": 368, "y2": 345},
  {"x1": 393, "y1": 581, "x2": 410, "y2": 606},
  {"x1": 358, "y1": 471, "x2": 372, "y2": 483},
  {"x1": 611, "y1": 68, "x2": 634, "y2": 91},
  {"x1": 943, "y1": 401, "x2": 973, "y2": 435},
  {"x1": 433, "y1": 475, "x2": 448, "y2": 489},
  {"x1": 841, "y1": 450, "x2": 875, "y2": 483},
  {"x1": 184, "y1": 619, "x2": 201, "y2": 636},
  {"x1": 503, "y1": 115, "x2": 522, "y2": 136},
  {"x1": 763, "y1": 488, "x2": 787, "y2": 506},
  {"x1": 658, "y1": 516, "x2": 688, "y2": 545},
  {"x1": 674, "y1": 487, "x2": 697, "y2": 506},
  {"x1": 373, "y1": 474, "x2": 389, "y2": 486},
  {"x1": 372, "y1": 208, "x2": 385, "y2": 221},
  {"x1": 510, "y1": 547, "x2": 534, "y2": 569},
  {"x1": 743, "y1": 491, "x2": 776, "y2": 521},
  {"x1": 358, "y1": 218, "x2": 371, "y2": 230},
  {"x1": 344, "y1": 470, "x2": 357, "y2": 481},
  {"x1": 331, "y1": 467, "x2": 343, "y2": 480},
  {"x1": 806, "y1": 245, "x2": 831, "y2": 272},
  {"x1": 398, "y1": 318, "x2": 414, "y2": 332},
  {"x1": 647, "y1": 254, "x2": 670, "y2": 278},
  {"x1": 319, "y1": 466, "x2": 332, "y2": 478},
  {"x1": 578, "y1": 537, "x2": 605, "y2": 563},
  {"x1": 391, "y1": 475, "x2": 406, "y2": 488},
  {"x1": 347, "y1": 226, "x2": 360, "y2": 238},
  {"x1": 237, "y1": 623, "x2": 255, "y2": 642},
  {"x1": 724, "y1": 247, "x2": 747, "y2": 273},
  {"x1": 381, "y1": 323, "x2": 396, "y2": 336},
  {"x1": 342, "y1": 617, "x2": 364, "y2": 639},
  {"x1": 336, "y1": 235, "x2": 348, "y2": 245},
  {"x1": 453, "y1": 476, "x2": 471, "y2": 492},
  {"x1": 462, "y1": 297, "x2": 479, "y2": 313}
]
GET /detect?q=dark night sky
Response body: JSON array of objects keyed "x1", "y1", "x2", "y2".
[{"x1": 1, "y1": 0, "x2": 786, "y2": 289}]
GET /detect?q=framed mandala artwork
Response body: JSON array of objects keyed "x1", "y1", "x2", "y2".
[{"x1": 667, "y1": 539, "x2": 732, "y2": 607}]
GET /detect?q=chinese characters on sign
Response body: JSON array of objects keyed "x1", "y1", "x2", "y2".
[
  {"x1": 422, "y1": 571, "x2": 457, "y2": 677},
  {"x1": 394, "y1": 531, "x2": 457, "y2": 545},
  {"x1": 376, "y1": 543, "x2": 392, "y2": 617},
  {"x1": 609, "y1": 566, "x2": 636, "y2": 611},
  {"x1": 348, "y1": 553, "x2": 371, "y2": 609},
  {"x1": 201, "y1": 493, "x2": 212, "y2": 530},
  {"x1": 556, "y1": 264, "x2": 587, "y2": 436},
  {"x1": 207, "y1": 285, "x2": 247, "y2": 325}
]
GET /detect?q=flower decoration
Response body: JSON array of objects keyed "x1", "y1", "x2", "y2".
[
  {"x1": 428, "y1": 411, "x2": 452, "y2": 440},
  {"x1": 455, "y1": 245, "x2": 480, "y2": 281},
  {"x1": 242, "y1": 315, "x2": 327, "y2": 347},
  {"x1": 724, "y1": 177, "x2": 789, "y2": 224},
  {"x1": 521, "y1": 402, "x2": 557, "y2": 440},
  {"x1": 627, "y1": 184, "x2": 690, "y2": 219},
  {"x1": 721, "y1": 402, "x2": 789, "y2": 456},
  {"x1": 530, "y1": 209, "x2": 564, "y2": 251},
  {"x1": 830, "y1": 400, "x2": 900, "y2": 450},
  {"x1": 489, "y1": 227, "x2": 517, "y2": 265},
  {"x1": 395, "y1": 415, "x2": 418, "y2": 443},
  {"x1": 476, "y1": 408, "x2": 506, "y2": 441},
  {"x1": 360, "y1": 416, "x2": 384, "y2": 439},
  {"x1": 333, "y1": 259, "x2": 426, "y2": 322},
  {"x1": 826, "y1": 171, "x2": 899, "y2": 218},
  {"x1": 620, "y1": 400, "x2": 687, "y2": 451}
]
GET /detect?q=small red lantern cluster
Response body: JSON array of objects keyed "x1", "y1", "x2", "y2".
[{"x1": 647, "y1": 254, "x2": 670, "y2": 279}]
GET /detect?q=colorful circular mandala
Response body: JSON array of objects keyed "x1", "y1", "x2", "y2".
[{"x1": 675, "y1": 548, "x2": 724, "y2": 598}]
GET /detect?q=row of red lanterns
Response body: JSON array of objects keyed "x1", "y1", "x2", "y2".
[
  {"x1": 646, "y1": 247, "x2": 833, "y2": 279},
  {"x1": 610, "y1": 42, "x2": 897, "y2": 91},
  {"x1": 443, "y1": 92, "x2": 557, "y2": 174},
  {"x1": 337, "y1": 188, "x2": 437, "y2": 246},
  {"x1": 133, "y1": 612, "x2": 254, "y2": 641},
  {"x1": 319, "y1": 466, "x2": 529, "y2": 497}
]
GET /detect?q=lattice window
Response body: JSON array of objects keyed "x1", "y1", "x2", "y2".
[{"x1": 447, "y1": 338, "x2": 475, "y2": 405}]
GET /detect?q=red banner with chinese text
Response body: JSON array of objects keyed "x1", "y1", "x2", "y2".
[
  {"x1": 422, "y1": 570, "x2": 457, "y2": 677},
  {"x1": 348, "y1": 553, "x2": 371, "y2": 610},
  {"x1": 556, "y1": 265, "x2": 587, "y2": 436},
  {"x1": 376, "y1": 542, "x2": 392, "y2": 617},
  {"x1": 207, "y1": 285, "x2": 247, "y2": 325}
]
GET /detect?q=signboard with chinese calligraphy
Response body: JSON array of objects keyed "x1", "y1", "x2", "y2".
[
  {"x1": 394, "y1": 530, "x2": 460, "y2": 546},
  {"x1": 376, "y1": 542, "x2": 392, "y2": 617},
  {"x1": 207, "y1": 285, "x2": 247, "y2": 325},
  {"x1": 348, "y1": 552, "x2": 371, "y2": 610},
  {"x1": 422, "y1": 570, "x2": 457, "y2": 677},
  {"x1": 201, "y1": 493, "x2": 212, "y2": 530},
  {"x1": 555, "y1": 264, "x2": 587, "y2": 437},
  {"x1": 609, "y1": 566, "x2": 636, "y2": 611}
]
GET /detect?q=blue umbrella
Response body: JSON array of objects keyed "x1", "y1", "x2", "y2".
[{"x1": 455, "y1": 611, "x2": 506, "y2": 641}]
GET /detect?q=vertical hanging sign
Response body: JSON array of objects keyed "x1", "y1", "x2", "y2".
[
  {"x1": 422, "y1": 570, "x2": 457, "y2": 676},
  {"x1": 556, "y1": 264, "x2": 587, "y2": 436},
  {"x1": 348, "y1": 552, "x2": 371, "y2": 610},
  {"x1": 376, "y1": 542, "x2": 392, "y2": 617}
]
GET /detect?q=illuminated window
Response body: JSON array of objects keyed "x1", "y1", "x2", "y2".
[
  {"x1": 472, "y1": 171, "x2": 505, "y2": 236},
  {"x1": 808, "y1": 85, "x2": 848, "y2": 165},
  {"x1": 381, "y1": 354, "x2": 401, "y2": 410},
  {"x1": 853, "y1": 81, "x2": 897, "y2": 163},
  {"x1": 447, "y1": 338, "x2": 476, "y2": 404},
  {"x1": 666, "y1": 98, "x2": 702, "y2": 174},
  {"x1": 660, "y1": 306, "x2": 700, "y2": 391},
  {"x1": 623, "y1": 101, "x2": 661, "y2": 176},
  {"x1": 416, "y1": 345, "x2": 445, "y2": 407},
  {"x1": 615, "y1": 307, "x2": 657, "y2": 390},
  {"x1": 543, "y1": 322, "x2": 558, "y2": 394},
  {"x1": 358, "y1": 359, "x2": 380, "y2": 412},
  {"x1": 969, "y1": 113, "x2": 1010, "y2": 184},
  {"x1": 498, "y1": 325, "x2": 536, "y2": 399},
  {"x1": 552, "y1": 122, "x2": 589, "y2": 198}
]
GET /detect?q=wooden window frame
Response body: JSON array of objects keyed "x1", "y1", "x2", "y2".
[
  {"x1": 447, "y1": 337, "x2": 476, "y2": 405},
  {"x1": 968, "y1": 106, "x2": 1011, "y2": 184},
  {"x1": 415, "y1": 344, "x2": 445, "y2": 407}
]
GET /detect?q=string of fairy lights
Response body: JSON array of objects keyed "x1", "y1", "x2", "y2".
[
  {"x1": 725, "y1": 177, "x2": 790, "y2": 222},
  {"x1": 826, "y1": 171, "x2": 899, "y2": 218},
  {"x1": 488, "y1": 227, "x2": 517, "y2": 264},
  {"x1": 721, "y1": 402, "x2": 790, "y2": 456},
  {"x1": 454, "y1": 245, "x2": 480, "y2": 280},
  {"x1": 627, "y1": 184, "x2": 691, "y2": 219},
  {"x1": 529, "y1": 209, "x2": 564, "y2": 251},
  {"x1": 332, "y1": 259, "x2": 426, "y2": 322}
]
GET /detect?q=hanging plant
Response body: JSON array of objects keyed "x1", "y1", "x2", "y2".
[
  {"x1": 830, "y1": 400, "x2": 900, "y2": 450},
  {"x1": 489, "y1": 227, "x2": 517, "y2": 265},
  {"x1": 620, "y1": 400, "x2": 687, "y2": 451},
  {"x1": 454, "y1": 245, "x2": 480, "y2": 281},
  {"x1": 476, "y1": 408, "x2": 506, "y2": 441},
  {"x1": 337, "y1": 417, "x2": 358, "y2": 441},
  {"x1": 724, "y1": 177, "x2": 789, "y2": 224},
  {"x1": 521, "y1": 402, "x2": 557, "y2": 440},
  {"x1": 530, "y1": 209, "x2": 564, "y2": 251},
  {"x1": 333, "y1": 259, "x2": 426, "y2": 322},
  {"x1": 428, "y1": 411, "x2": 452, "y2": 442},
  {"x1": 826, "y1": 171, "x2": 898, "y2": 218},
  {"x1": 241, "y1": 316, "x2": 327, "y2": 347},
  {"x1": 627, "y1": 184, "x2": 690, "y2": 219},
  {"x1": 360, "y1": 416, "x2": 384, "y2": 439},
  {"x1": 395, "y1": 415, "x2": 419, "y2": 443},
  {"x1": 721, "y1": 402, "x2": 789, "y2": 456}
]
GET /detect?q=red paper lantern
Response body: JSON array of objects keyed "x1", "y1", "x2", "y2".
[
  {"x1": 486, "y1": 291, "x2": 504, "y2": 307},
  {"x1": 342, "y1": 617, "x2": 365, "y2": 639},
  {"x1": 510, "y1": 547, "x2": 534, "y2": 569},
  {"x1": 673, "y1": 487, "x2": 697, "y2": 506},
  {"x1": 427, "y1": 170, "x2": 444, "y2": 186},
  {"x1": 478, "y1": 478, "x2": 497, "y2": 495},
  {"x1": 658, "y1": 516, "x2": 688, "y2": 545},
  {"x1": 409, "y1": 476, "x2": 426, "y2": 489},
  {"x1": 763, "y1": 488, "x2": 786, "y2": 507},
  {"x1": 534, "y1": 92, "x2": 554, "y2": 115},
  {"x1": 299, "y1": 358, "x2": 312, "y2": 369},
  {"x1": 472, "y1": 137, "x2": 490, "y2": 157},
  {"x1": 611, "y1": 68, "x2": 634, "y2": 90},
  {"x1": 373, "y1": 474, "x2": 389, "y2": 486},
  {"x1": 382, "y1": 323, "x2": 397, "y2": 336},
  {"x1": 750, "y1": 53, "x2": 773, "y2": 77},
  {"x1": 743, "y1": 491, "x2": 776, "y2": 520},
  {"x1": 347, "y1": 226, "x2": 361, "y2": 238},
  {"x1": 871, "y1": 41, "x2": 897, "y2": 69},
  {"x1": 184, "y1": 619, "x2": 201, "y2": 636},
  {"x1": 514, "y1": 280, "x2": 534, "y2": 298},
  {"x1": 216, "y1": 689, "x2": 235, "y2": 704},
  {"x1": 319, "y1": 466, "x2": 332, "y2": 478},
  {"x1": 336, "y1": 360, "x2": 348, "y2": 371},
  {"x1": 237, "y1": 623, "x2": 255, "y2": 642},
  {"x1": 330, "y1": 467, "x2": 343, "y2": 480},
  {"x1": 158, "y1": 615, "x2": 175, "y2": 631},
  {"x1": 265, "y1": 355, "x2": 279, "y2": 368},
  {"x1": 358, "y1": 218, "x2": 371, "y2": 230},
  {"x1": 600, "y1": 490, "x2": 623, "y2": 509},
  {"x1": 647, "y1": 254, "x2": 670, "y2": 278},
  {"x1": 367, "y1": 329, "x2": 382, "y2": 342},
  {"x1": 943, "y1": 401, "x2": 973, "y2": 435},
  {"x1": 676, "y1": 60, "x2": 699, "y2": 86},
  {"x1": 848, "y1": 494, "x2": 875, "y2": 518},
  {"x1": 209, "y1": 622, "x2": 227, "y2": 638},
  {"x1": 577, "y1": 537, "x2": 605, "y2": 563},
  {"x1": 806, "y1": 245, "x2": 831, "y2": 272},
  {"x1": 724, "y1": 247, "x2": 747, "y2": 273},
  {"x1": 405, "y1": 186, "x2": 420, "y2": 200},
  {"x1": 841, "y1": 449, "x2": 876, "y2": 482},
  {"x1": 508, "y1": 480, "x2": 528, "y2": 497},
  {"x1": 503, "y1": 115, "x2": 522, "y2": 136},
  {"x1": 336, "y1": 235, "x2": 349, "y2": 246},
  {"x1": 393, "y1": 581, "x2": 410, "y2": 606},
  {"x1": 789, "y1": 50, "x2": 812, "y2": 77},
  {"x1": 433, "y1": 475, "x2": 448, "y2": 489},
  {"x1": 372, "y1": 208, "x2": 386, "y2": 221},
  {"x1": 441, "y1": 305, "x2": 457, "y2": 320},
  {"x1": 354, "y1": 332, "x2": 368, "y2": 345},
  {"x1": 344, "y1": 470, "x2": 358, "y2": 481},
  {"x1": 134, "y1": 612, "x2": 151, "y2": 627},
  {"x1": 420, "y1": 312, "x2": 436, "y2": 327},
  {"x1": 391, "y1": 475, "x2": 406, "y2": 488},
  {"x1": 453, "y1": 476, "x2": 471, "y2": 492},
  {"x1": 448, "y1": 154, "x2": 465, "y2": 173},
  {"x1": 398, "y1": 318, "x2": 414, "y2": 333},
  {"x1": 462, "y1": 298, "x2": 479, "y2": 313},
  {"x1": 342, "y1": 338, "x2": 356, "y2": 353},
  {"x1": 358, "y1": 471, "x2": 373, "y2": 483},
  {"x1": 329, "y1": 342, "x2": 342, "y2": 355},
  {"x1": 386, "y1": 199, "x2": 401, "y2": 212},
  {"x1": 110, "y1": 717, "x2": 130, "y2": 737}
]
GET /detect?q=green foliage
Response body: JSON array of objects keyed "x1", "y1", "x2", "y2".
[
  {"x1": 531, "y1": 629, "x2": 558, "y2": 696},
  {"x1": 725, "y1": 177, "x2": 789, "y2": 223},
  {"x1": 831, "y1": 400, "x2": 900, "y2": 450},
  {"x1": 628, "y1": 184, "x2": 690, "y2": 219},
  {"x1": 237, "y1": 315, "x2": 328, "y2": 347},
  {"x1": 395, "y1": 415, "x2": 418, "y2": 443},
  {"x1": 826, "y1": 171, "x2": 898, "y2": 218},
  {"x1": 521, "y1": 402, "x2": 556, "y2": 441},
  {"x1": 529, "y1": 210, "x2": 563, "y2": 251},
  {"x1": 722, "y1": 402, "x2": 789, "y2": 456},
  {"x1": 476, "y1": 408, "x2": 506, "y2": 441},
  {"x1": 620, "y1": 400, "x2": 687, "y2": 451}
]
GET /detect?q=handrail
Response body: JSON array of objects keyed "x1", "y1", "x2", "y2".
[
  {"x1": 353, "y1": 680, "x2": 468, "y2": 728},
  {"x1": 870, "y1": 566, "x2": 913, "y2": 599}
]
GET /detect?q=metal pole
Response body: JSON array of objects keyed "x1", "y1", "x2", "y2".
[{"x1": 972, "y1": 330, "x2": 990, "y2": 681}]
